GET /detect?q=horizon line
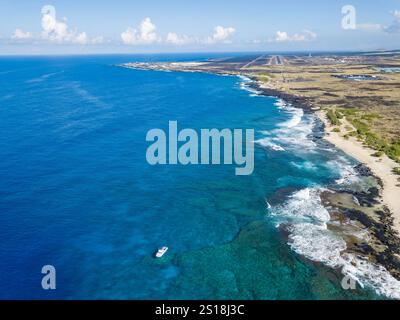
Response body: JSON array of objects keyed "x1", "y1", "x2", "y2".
[{"x1": 1, "y1": 49, "x2": 399, "y2": 57}]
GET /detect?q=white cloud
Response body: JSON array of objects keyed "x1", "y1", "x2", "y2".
[
  {"x1": 303, "y1": 30, "x2": 317, "y2": 40},
  {"x1": 275, "y1": 31, "x2": 290, "y2": 42},
  {"x1": 91, "y1": 36, "x2": 104, "y2": 45},
  {"x1": 74, "y1": 32, "x2": 88, "y2": 45},
  {"x1": 121, "y1": 19, "x2": 235, "y2": 46},
  {"x1": 12, "y1": 28, "x2": 32, "y2": 40},
  {"x1": 393, "y1": 10, "x2": 400, "y2": 20},
  {"x1": 40, "y1": 7, "x2": 101, "y2": 45},
  {"x1": 121, "y1": 17, "x2": 160, "y2": 45},
  {"x1": 41, "y1": 11, "x2": 70, "y2": 42},
  {"x1": 166, "y1": 26, "x2": 235, "y2": 46},
  {"x1": 205, "y1": 26, "x2": 235, "y2": 43},
  {"x1": 273, "y1": 30, "x2": 317, "y2": 42},
  {"x1": 166, "y1": 32, "x2": 195, "y2": 45},
  {"x1": 384, "y1": 10, "x2": 400, "y2": 33},
  {"x1": 358, "y1": 10, "x2": 400, "y2": 34}
]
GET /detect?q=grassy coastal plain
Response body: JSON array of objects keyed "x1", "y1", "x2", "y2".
[{"x1": 120, "y1": 52, "x2": 400, "y2": 282}]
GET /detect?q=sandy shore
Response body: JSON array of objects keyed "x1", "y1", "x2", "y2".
[{"x1": 317, "y1": 110, "x2": 400, "y2": 233}]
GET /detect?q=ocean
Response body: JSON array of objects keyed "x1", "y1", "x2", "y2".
[{"x1": 0, "y1": 54, "x2": 396, "y2": 299}]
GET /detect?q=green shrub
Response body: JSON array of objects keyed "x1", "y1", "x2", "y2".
[
  {"x1": 335, "y1": 111, "x2": 344, "y2": 119},
  {"x1": 339, "y1": 107, "x2": 360, "y2": 116},
  {"x1": 327, "y1": 109, "x2": 341, "y2": 126},
  {"x1": 372, "y1": 151, "x2": 384, "y2": 157},
  {"x1": 393, "y1": 167, "x2": 400, "y2": 175}
]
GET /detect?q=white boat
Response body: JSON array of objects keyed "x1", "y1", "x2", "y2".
[{"x1": 155, "y1": 246, "x2": 168, "y2": 258}]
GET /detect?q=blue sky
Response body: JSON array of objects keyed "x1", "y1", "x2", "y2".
[{"x1": 1, "y1": 0, "x2": 400, "y2": 54}]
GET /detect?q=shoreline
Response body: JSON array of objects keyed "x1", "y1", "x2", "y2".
[
  {"x1": 250, "y1": 77, "x2": 400, "y2": 285},
  {"x1": 119, "y1": 63, "x2": 400, "y2": 294},
  {"x1": 120, "y1": 62, "x2": 400, "y2": 235},
  {"x1": 316, "y1": 110, "x2": 400, "y2": 233},
  {"x1": 252, "y1": 78, "x2": 400, "y2": 234}
]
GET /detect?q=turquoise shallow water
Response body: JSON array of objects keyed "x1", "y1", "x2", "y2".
[{"x1": 0, "y1": 54, "x2": 389, "y2": 299}]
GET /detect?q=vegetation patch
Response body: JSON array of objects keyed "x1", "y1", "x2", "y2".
[
  {"x1": 372, "y1": 151, "x2": 384, "y2": 157},
  {"x1": 327, "y1": 109, "x2": 341, "y2": 126}
]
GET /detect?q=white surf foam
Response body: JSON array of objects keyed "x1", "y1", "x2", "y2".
[
  {"x1": 255, "y1": 100, "x2": 316, "y2": 153},
  {"x1": 279, "y1": 107, "x2": 304, "y2": 128},
  {"x1": 255, "y1": 137, "x2": 285, "y2": 151},
  {"x1": 238, "y1": 76, "x2": 263, "y2": 96},
  {"x1": 271, "y1": 187, "x2": 400, "y2": 300},
  {"x1": 341, "y1": 254, "x2": 400, "y2": 299},
  {"x1": 272, "y1": 116, "x2": 317, "y2": 151},
  {"x1": 238, "y1": 75, "x2": 252, "y2": 82},
  {"x1": 290, "y1": 161, "x2": 317, "y2": 172},
  {"x1": 325, "y1": 156, "x2": 359, "y2": 185},
  {"x1": 272, "y1": 188, "x2": 331, "y2": 223},
  {"x1": 274, "y1": 99, "x2": 287, "y2": 109},
  {"x1": 289, "y1": 222, "x2": 347, "y2": 268},
  {"x1": 273, "y1": 100, "x2": 317, "y2": 151}
]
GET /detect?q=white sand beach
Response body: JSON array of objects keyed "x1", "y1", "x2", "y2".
[{"x1": 317, "y1": 111, "x2": 400, "y2": 233}]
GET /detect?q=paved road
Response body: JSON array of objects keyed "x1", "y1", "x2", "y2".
[
  {"x1": 267, "y1": 55, "x2": 286, "y2": 66},
  {"x1": 241, "y1": 54, "x2": 267, "y2": 69}
]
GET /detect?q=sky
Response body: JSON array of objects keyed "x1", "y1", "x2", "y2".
[{"x1": 0, "y1": 0, "x2": 400, "y2": 54}]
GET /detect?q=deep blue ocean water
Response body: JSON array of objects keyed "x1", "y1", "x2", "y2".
[{"x1": 0, "y1": 54, "x2": 389, "y2": 299}]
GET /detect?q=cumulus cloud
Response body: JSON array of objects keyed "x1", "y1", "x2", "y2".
[
  {"x1": 124, "y1": 19, "x2": 236, "y2": 46},
  {"x1": 74, "y1": 32, "x2": 88, "y2": 45},
  {"x1": 166, "y1": 32, "x2": 195, "y2": 45},
  {"x1": 205, "y1": 26, "x2": 235, "y2": 43},
  {"x1": 166, "y1": 25, "x2": 236, "y2": 46},
  {"x1": 12, "y1": 28, "x2": 32, "y2": 40},
  {"x1": 40, "y1": 6, "x2": 102, "y2": 45},
  {"x1": 274, "y1": 30, "x2": 317, "y2": 42},
  {"x1": 275, "y1": 31, "x2": 290, "y2": 42},
  {"x1": 121, "y1": 17, "x2": 160, "y2": 45},
  {"x1": 393, "y1": 10, "x2": 400, "y2": 20},
  {"x1": 91, "y1": 36, "x2": 104, "y2": 44}
]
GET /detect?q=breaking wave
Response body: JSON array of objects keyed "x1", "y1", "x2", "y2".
[
  {"x1": 279, "y1": 107, "x2": 304, "y2": 128},
  {"x1": 237, "y1": 75, "x2": 263, "y2": 96},
  {"x1": 237, "y1": 76, "x2": 400, "y2": 299},
  {"x1": 255, "y1": 137, "x2": 285, "y2": 151},
  {"x1": 271, "y1": 187, "x2": 400, "y2": 300},
  {"x1": 255, "y1": 104, "x2": 316, "y2": 152}
]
